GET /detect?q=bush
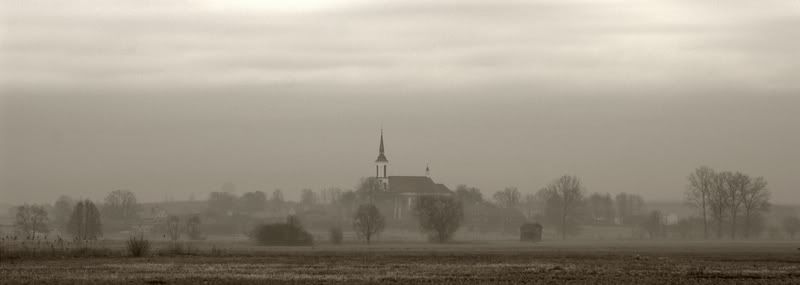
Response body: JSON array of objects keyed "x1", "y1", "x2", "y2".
[
  {"x1": 415, "y1": 195, "x2": 464, "y2": 243},
  {"x1": 251, "y1": 223, "x2": 313, "y2": 246},
  {"x1": 126, "y1": 234, "x2": 151, "y2": 257},
  {"x1": 329, "y1": 227, "x2": 343, "y2": 244}
]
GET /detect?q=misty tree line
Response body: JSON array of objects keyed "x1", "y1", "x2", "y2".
[
  {"x1": 454, "y1": 176, "x2": 649, "y2": 240},
  {"x1": 685, "y1": 166, "x2": 771, "y2": 240},
  {"x1": 7, "y1": 168, "x2": 799, "y2": 242}
]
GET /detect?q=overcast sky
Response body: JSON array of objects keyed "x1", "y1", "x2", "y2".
[{"x1": 1, "y1": 0, "x2": 799, "y2": 204}]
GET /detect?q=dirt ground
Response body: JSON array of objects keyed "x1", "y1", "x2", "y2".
[{"x1": 2, "y1": 240, "x2": 800, "y2": 284}]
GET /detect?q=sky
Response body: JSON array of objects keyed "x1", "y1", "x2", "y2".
[{"x1": 1, "y1": 0, "x2": 799, "y2": 204}]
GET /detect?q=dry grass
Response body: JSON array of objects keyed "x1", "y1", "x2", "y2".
[{"x1": 2, "y1": 239, "x2": 800, "y2": 284}]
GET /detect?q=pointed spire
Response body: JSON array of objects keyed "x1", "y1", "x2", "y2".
[
  {"x1": 379, "y1": 128, "x2": 385, "y2": 154},
  {"x1": 425, "y1": 163, "x2": 430, "y2": 177},
  {"x1": 375, "y1": 129, "x2": 388, "y2": 163}
]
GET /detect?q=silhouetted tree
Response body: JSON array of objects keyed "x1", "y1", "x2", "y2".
[
  {"x1": 586, "y1": 192, "x2": 614, "y2": 225},
  {"x1": 493, "y1": 187, "x2": 521, "y2": 209},
  {"x1": 53, "y1": 195, "x2": 75, "y2": 232},
  {"x1": 615, "y1": 192, "x2": 645, "y2": 225},
  {"x1": 103, "y1": 189, "x2": 139, "y2": 221},
  {"x1": 686, "y1": 166, "x2": 715, "y2": 239},
  {"x1": 724, "y1": 172, "x2": 750, "y2": 239},
  {"x1": 353, "y1": 204, "x2": 384, "y2": 244},
  {"x1": 165, "y1": 215, "x2": 181, "y2": 241},
  {"x1": 239, "y1": 191, "x2": 267, "y2": 214},
  {"x1": 415, "y1": 196, "x2": 464, "y2": 243},
  {"x1": 185, "y1": 215, "x2": 202, "y2": 240},
  {"x1": 455, "y1": 185, "x2": 483, "y2": 206},
  {"x1": 355, "y1": 177, "x2": 383, "y2": 203},
  {"x1": 14, "y1": 204, "x2": 49, "y2": 237},
  {"x1": 538, "y1": 175, "x2": 585, "y2": 240},
  {"x1": 521, "y1": 193, "x2": 540, "y2": 220},
  {"x1": 641, "y1": 210, "x2": 664, "y2": 239},
  {"x1": 708, "y1": 172, "x2": 731, "y2": 239},
  {"x1": 67, "y1": 200, "x2": 102, "y2": 240},
  {"x1": 740, "y1": 176, "x2": 770, "y2": 238}
]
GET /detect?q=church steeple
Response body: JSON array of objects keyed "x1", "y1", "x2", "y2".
[
  {"x1": 375, "y1": 129, "x2": 389, "y2": 190},
  {"x1": 375, "y1": 129, "x2": 388, "y2": 163}
]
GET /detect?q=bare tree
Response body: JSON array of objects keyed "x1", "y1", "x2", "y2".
[
  {"x1": 493, "y1": 187, "x2": 521, "y2": 233},
  {"x1": 103, "y1": 189, "x2": 139, "y2": 221},
  {"x1": 686, "y1": 166, "x2": 714, "y2": 239},
  {"x1": 725, "y1": 172, "x2": 749, "y2": 239},
  {"x1": 587, "y1": 193, "x2": 614, "y2": 225},
  {"x1": 615, "y1": 192, "x2": 645, "y2": 225},
  {"x1": 455, "y1": 185, "x2": 483, "y2": 206},
  {"x1": 53, "y1": 196, "x2": 75, "y2": 232},
  {"x1": 521, "y1": 193, "x2": 539, "y2": 220},
  {"x1": 185, "y1": 215, "x2": 203, "y2": 240},
  {"x1": 740, "y1": 177, "x2": 769, "y2": 238},
  {"x1": 14, "y1": 204, "x2": 50, "y2": 238},
  {"x1": 640, "y1": 210, "x2": 664, "y2": 239},
  {"x1": 415, "y1": 195, "x2": 464, "y2": 243},
  {"x1": 353, "y1": 204, "x2": 385, "y2": 244},
  {"x1": 165, "y1": 215, "x2": 181, "y2": 241},
  {"x1": 493, "y1": 187, "x2": 521, "y2": 209},
  {"x1": 355, "y1": 177, "x2": 382, "y2": 202},
  {"x1": 708, "y1": 172, "x2": 731, "y2": 239},
  {"x1": 538, "y1": 175, "x2": 585, "y2": 240}
]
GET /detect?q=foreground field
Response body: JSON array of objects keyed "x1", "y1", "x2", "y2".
[{"x1": 2, "y1": 241, "x2": 800, "y2": 284}]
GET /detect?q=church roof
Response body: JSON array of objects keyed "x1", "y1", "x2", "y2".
[{"x1": 387, "y1": 176, "x2": 452, "y2": 194}]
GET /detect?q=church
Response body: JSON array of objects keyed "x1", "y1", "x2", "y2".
[{"x1": 372, "y1": 130, "x2": 453, "y2": 220}]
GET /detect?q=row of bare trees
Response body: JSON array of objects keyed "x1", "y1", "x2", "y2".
[{"x1": 686, "y1": 166, "x2": 770, "y2": 239}]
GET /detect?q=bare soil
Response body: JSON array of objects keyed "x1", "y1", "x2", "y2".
[{"x1": 2, "y1": 240, "x2": 800, "y2": 284}]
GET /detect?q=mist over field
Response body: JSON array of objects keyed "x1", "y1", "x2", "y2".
[
  {"x1": 2, "y1": 0, "x2": 800, "y2": 204},
  {"x1": 3, "y1": 1, "x2": 800, "y2": 284}
]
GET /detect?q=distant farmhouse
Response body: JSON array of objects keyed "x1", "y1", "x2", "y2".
[{"x1": 371, "y1": 130, "x2": 452, "y2": 220}]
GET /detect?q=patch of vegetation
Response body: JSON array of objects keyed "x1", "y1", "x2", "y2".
[
  {"x1": 251, "y1": 217, "x2": 313, "y2": 246},
  {"x1": 126, "y1": 234, "x2": 151, "y2": 257}
]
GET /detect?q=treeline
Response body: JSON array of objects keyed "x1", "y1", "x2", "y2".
[
  {"x1": 685, "y1": 166, "x2": 771, "y2": 240},
  {"x1": 456, "y1": 175, "x2": 648, "y2": 240},
  {"x1": 6, "y1": 168, "x2": 799, "y2": 243}
]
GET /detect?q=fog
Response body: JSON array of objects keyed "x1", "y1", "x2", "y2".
[{"x1": 2, "y1": 0, "x2": 799, "y2": 204}]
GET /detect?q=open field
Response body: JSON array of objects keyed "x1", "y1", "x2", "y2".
[{"x1": 3, "y1": 240, "x2": 800, "y2": 284}]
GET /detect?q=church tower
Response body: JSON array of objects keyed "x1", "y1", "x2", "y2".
[{"x1": 375, "y1": 129, "x2": 389, "y2": 191}]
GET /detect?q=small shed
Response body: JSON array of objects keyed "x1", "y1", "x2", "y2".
[{"x1": 520, "y1": 223, "x2": 543, "y2": 242}]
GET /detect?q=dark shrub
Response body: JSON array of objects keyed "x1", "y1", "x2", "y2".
[
  {"x1": 520, "y1": 223, "x2": 543, "y2": 242},
  {"x1": 251, "y1": 223, "x2": 313, "y2": 246},
  {"x1": 126, "y1": 234, "x2": 151, "y2": 257},
  {"x1": 329, "y1": 227, "x2": 343, "y2": 244}
]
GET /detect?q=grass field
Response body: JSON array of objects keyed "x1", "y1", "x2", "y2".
[{"x1": 2, "y1": 240, "x2": 800, "y2": 284}]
